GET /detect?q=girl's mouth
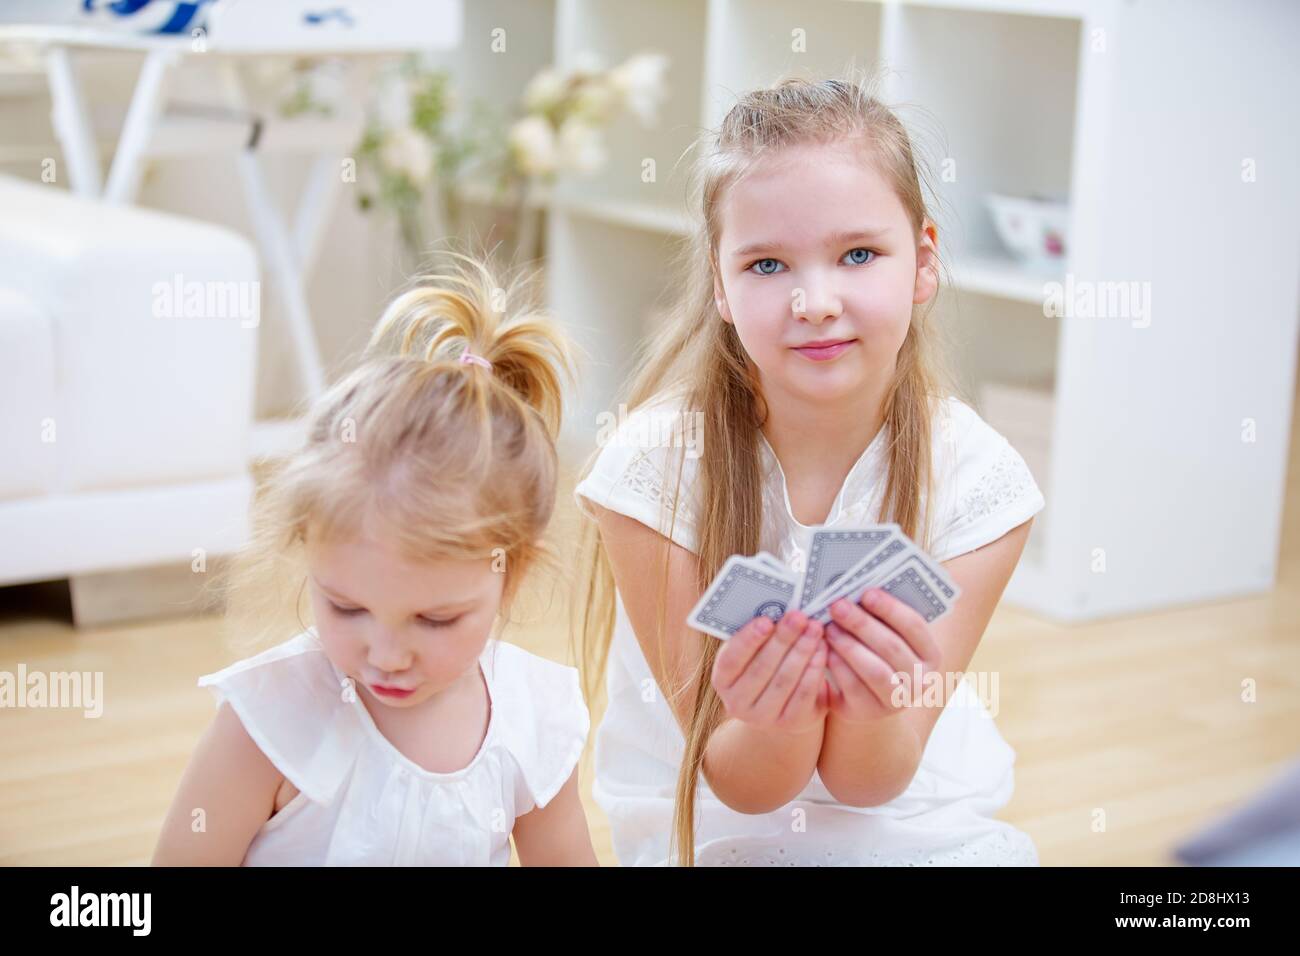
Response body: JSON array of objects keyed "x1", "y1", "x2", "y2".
[
  {"x1": 371, "y1": 684, "x2": 416, "y2": 699},
  {"x1": 793, "y1": 338, "x2": 857, "y2": 361}
]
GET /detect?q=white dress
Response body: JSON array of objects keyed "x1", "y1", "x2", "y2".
[
  {"x1": 196, "y1": 629, "x2": 589, "y2": 866},
  {"x1": 573, "y1": 390, "x2": 1046, "y2": 866}
]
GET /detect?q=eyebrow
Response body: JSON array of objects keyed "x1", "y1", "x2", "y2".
[
  {"x1": 731, "y1": 227, "x2": 891, "y2": 259},
  {"x1": 314, "y1": 579, "x2": 476, "y2": 615}
]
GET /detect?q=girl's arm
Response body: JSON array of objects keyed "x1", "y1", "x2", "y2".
[
  {"x1": 510, "y1": 765, "x2": 599, "y2": 865},
  {"x1": 816, "y1": 519, "x2": 1033, "y2": 806},
  {"x1": 151, "y1": 701, "x2": 285, "y2": 866},
  {"x1": 595, "y1": 506, "x2": 825, "y2": 815}
]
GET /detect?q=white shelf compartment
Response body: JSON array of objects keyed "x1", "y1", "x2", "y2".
[
  {"x1": 702, "y1": 0, "x2": 885, "y2": 129},
  {"x1": 883, "y1": 2, "x2": 1080, "y2": 278},
  {"x1": 548, "y1": 208, "x2": 688, "y2": 450}
]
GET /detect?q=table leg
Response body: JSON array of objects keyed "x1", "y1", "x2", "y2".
[
  {"x1": 236, "y1": 149, "x2": 328, "y2": 399},
  {"x1": 104, "y1": 49, "x2": 174, "y2": 204},
  {"x1": 44, "y1": 46, "x2": 103, "y2": 197}
]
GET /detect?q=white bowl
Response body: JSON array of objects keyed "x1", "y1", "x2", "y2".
[{"x1": 985, "y1": 193, "x2": 1069, "y2": 272}]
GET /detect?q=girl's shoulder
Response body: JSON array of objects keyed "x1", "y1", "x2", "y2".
[
  {"x1": 573, "y1": 385, "x2": 704, "y2": 553},
  {"x1": 927, "y1": 394, "x2": 1046, "y2": 562},
  {"x1": 196, "y1": 629, "x2": 364, "y2": 805},
  {"x1": 483, "y1": 641, "x2": 590, "y2": 813},
  {"x1": 197, "y1": 630, "x2": 341, "y2": 707},
  {"x1": 483, "y1": 639, "x2": 585, "y2": 718},
  {"x1": 934, "y1": 393, "x2": 997, "y2": 438}
]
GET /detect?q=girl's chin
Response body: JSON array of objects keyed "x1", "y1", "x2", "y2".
[{"x1": 779, "y1": 352, "x2": 869, "y2": 381}]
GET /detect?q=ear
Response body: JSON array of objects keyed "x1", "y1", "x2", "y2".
[
  {"x1": 712, "y1": 270, "x2": 734, "y2": 324},
  {"x1": 913, "y1": 221, "x2": 940, "y2": 306}
]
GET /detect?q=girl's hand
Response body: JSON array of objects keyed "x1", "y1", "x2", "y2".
[
  {"x1": 823, "y1": 589, "x2": 942, "y2": 725},
  {"x1": 710, "y1": 609, "x2": 830, "y2": 736}
]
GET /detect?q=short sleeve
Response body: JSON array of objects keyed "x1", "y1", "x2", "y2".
[
  {"x1": 928, "y1": 398, "x2": 1046, "y2": 563},
  {"x1": 196, "y1": 631, "x2": 363, "y2": 806},
  {"x1": 488, "y1": 643, "x2": 590, "y2": 814},
  {"x1": 572, "y1": 392, "x2": 702, "y2": 554}
]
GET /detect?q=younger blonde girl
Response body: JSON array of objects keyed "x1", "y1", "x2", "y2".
[{"x1": 154, "y1": 251, "x2": 596, "y2": 866}]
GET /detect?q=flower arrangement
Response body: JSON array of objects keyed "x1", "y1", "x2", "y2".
[{"x1": 353, "y1": 51, "x2": 669, "y2": 268}]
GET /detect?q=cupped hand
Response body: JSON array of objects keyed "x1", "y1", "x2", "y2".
[
  {"x1": 823, "y1": 588, "x2": 942, "y2": 724},
  {"x1": 710, "y1": 609, "x2": 831, "y2": 735}
]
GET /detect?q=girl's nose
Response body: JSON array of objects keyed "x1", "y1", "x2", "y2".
[
  {"x1": 790, "y1": 280, "x2": 841, "y2": 325},
  {"x1": 366, "y1": 625, "x2": 412, "y2": 674}
]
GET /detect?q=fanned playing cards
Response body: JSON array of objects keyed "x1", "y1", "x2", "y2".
[{"x1": 686, "y1": 524, "x2": 960, "y2": 640}]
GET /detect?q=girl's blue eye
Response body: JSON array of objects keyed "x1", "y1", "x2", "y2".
[
  {"x1": 748, "y1": 258, "x2": 784, "y2": 276},
  {"x1": 747, "y1": 249, "x2": 875, "y2": 275}
]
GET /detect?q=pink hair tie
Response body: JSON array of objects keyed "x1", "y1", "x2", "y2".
[{"x1": 458, "y1": 349, "x2": 492, "y2": 371}]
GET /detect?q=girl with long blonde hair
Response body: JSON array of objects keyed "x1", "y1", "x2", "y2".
[
  {"x1": 573, "y1": 72, "x2": 1045, "y2": 866},
  {"x1": 155, "y1": 250, "x2": 596, "y2": 866}
]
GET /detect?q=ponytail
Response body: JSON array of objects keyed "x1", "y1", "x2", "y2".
[
  {"x1": 216, "y1": 246, "x2": 577, "y2": 653},
  {"x1": 366, "y1": 249, "x2": 573, "y2": 440}
]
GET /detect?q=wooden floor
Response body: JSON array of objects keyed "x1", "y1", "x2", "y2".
[{"x1": 3, "y1": 397, "x2": 1299, "y2": 867}]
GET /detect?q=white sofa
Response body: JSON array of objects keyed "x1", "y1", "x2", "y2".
[{"x1": 0, "y1": 174, "x2": 258, "y2": 599}]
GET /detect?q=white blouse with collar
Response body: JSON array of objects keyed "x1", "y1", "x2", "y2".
[{"x1": 196, "y1": 630, "x2": 589, "y2": 866}]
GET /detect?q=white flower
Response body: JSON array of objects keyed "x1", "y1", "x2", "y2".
[
  {"x1": 610, "y1": 53, "x2": 669, "y2": 126},
  {"x1": 523, "y1": 67, "x2": 566, "y2": 113},
  {"x1": 570, "y1": 78, "x2": 620, "y2": 124},
  {"x1": 557, "y1": 117, "x2": 606, "y2": 175},
  {"x1": 509, "y1": 116, "x2": 557, "y2": 176},
  {"x1": 379, "y1": 126, "x2": 436, "y2": 184}
]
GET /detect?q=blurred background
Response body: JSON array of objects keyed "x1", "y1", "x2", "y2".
[{"x1": 0, "y1": 0, "x2": 1297, "y2": 866}]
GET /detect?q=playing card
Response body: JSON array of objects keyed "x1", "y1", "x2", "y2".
[
  {"x1": 686, "y1": 524, "x2": 962, "y2": 640},
  {"x1": 796, "y1": 525, "x2": 898, "y2": 609},
  {"x1": 803, "y1": 530, "x2": 910, "y2": 620},
  {"x1": 808, "y1": 540, "x2": 960, "y2": 625},
  {"x1": 687, "y1": 555, "x2": 798, "y2": 641},
  {"x1": 871, "y1": 552, "x2": 961, "y2": 623},
  {"x1": 869, "y1": 539, "x2": 959, "y2": 599}
]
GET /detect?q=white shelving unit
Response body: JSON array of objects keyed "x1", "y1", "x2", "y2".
[{"x1": 437, "y1": 0, "x2": 1300, "y2": 623}]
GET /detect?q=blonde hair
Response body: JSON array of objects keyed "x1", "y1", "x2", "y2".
[
  {"x1": 219, "y1": 248, "x2": 577, "y2": 654},
  {"x1": 573, "y1": 69, "x2": 961, "y2": 865}
]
